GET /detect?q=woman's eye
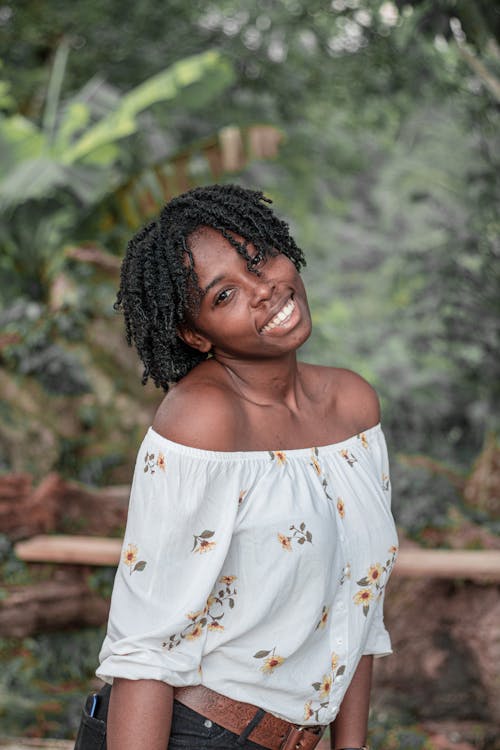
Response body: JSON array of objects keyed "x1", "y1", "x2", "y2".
[
  {"x1": 215, "y1": 288, "x2": 234, "y2": 305},
  {"x1": 250, "y1": 251, "x2": 265, "y2": 268}
]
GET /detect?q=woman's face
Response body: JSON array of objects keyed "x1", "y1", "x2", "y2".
[{"x1": 180, "y1": 227, "x2": 312, "y2": 361}]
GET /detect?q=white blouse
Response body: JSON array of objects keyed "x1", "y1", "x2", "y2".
[{"x1": 97, "y1": 422, "x2": 398, "y2": 726}]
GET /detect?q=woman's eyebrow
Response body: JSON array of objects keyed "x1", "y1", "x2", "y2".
[{"x1": 202, "y1": 274, "x2": 225, "y2": 296}]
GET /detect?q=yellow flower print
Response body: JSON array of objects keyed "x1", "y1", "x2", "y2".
[
  {"x1": 208, "y1": 621, "x2": 224, "y2": 632},
  {"x1": 318, "y1": 673, "x2": 332, "y2": 700},
  {"x1": 303, "y1": 701, "x2": 314, "y2": 722},
  {"x1": 336, "y1": 498, "x2": 345, "y2": 518},
  {"x1": 278, "y1": 523, "x2": 312, "y2": 550},
  {"x1": 185, "y1": 623, "x2": 204, "y2": 640},
  {"x1": 238, "y1": 490, "x2": 247, "y2": 505},
  {"x1": 389, "y1": 545, "x2": 398, "y2": 554},
  {"x1": 197, "y1": 540, "x2": 216, "y2": 553},
  {"x1": 311, "y1": 448, "x2": 333, "y2": 499},
  {"x1": 192, "y1": 530, "x2": 216, "y2": 553},
  {"x1": 310, "y1": 449, "x2": 321, "y2": 476},
  {"x1": 315, "y1": 605, "x2": 329, "y2": 630},
  {"x1": 123, "y1": 543, "x2": 138, "y2": 568},
  {"x1": 357, "y1": 561, "x2": 386, "y2": 588},
  {"x1": 367, "y1": 563, "x2": 384, "y2": 584},
  {"x1": 219, "y1": 575, "x2": 237, "y2": 586},
  {"x1": 144, "y1": 450, "x2": 163, "y2": 474},
  {"x1": 358, "y1": 432, "x2": 368, "y2": 449},
  {"x1": 122, "y1": 543, "x2": 147, "y2": 576},
  {"x1": 382, "y1": 473, "x2": 390, "y2": 491},
  {"x1": 277, "y1": 533, "x2": 292, "y2": 551},
  {"x1": 269, "y1": 450, "x2": 287, "y2": 465},
  {"x1": 254, "y1": 647, "x2": 285, "y2": 674},
  {"x1": 354, "y1": 588, "x2": 373, "y2": 617},
  {"x1": 340, "y1": 449, "x2": 357, "y2": 467},
  {"x1": 187, "y1": 609, "x2": 205, "y2": 621},
  {"x1": 354, "y1": 588, "x2": 373, "y2": 606},
  {"x1": 310, "y1": 659, "x2": 344, "y2": 722},
  {"x1": 261, "y1": 655, "x2": 285, "y2": 673},
  {"x1": 164, "y1": 573, "x2": 237, "y2": 651}
]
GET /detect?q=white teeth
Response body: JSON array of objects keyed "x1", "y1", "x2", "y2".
[{"x1": 261, "y1": 298, "x2": 296, "y2": 332}]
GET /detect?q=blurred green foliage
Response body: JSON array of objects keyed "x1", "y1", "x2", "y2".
[{"x1": 0, "y1": 628, "x2": 105, "y2": 738}]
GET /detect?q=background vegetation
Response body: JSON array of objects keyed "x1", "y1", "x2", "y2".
[{"x1": 0, "y1": 0, "x2": 498, "y2": 743}]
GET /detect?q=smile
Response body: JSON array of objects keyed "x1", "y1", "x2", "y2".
[{"x1": 260, "y1": 297, "x2": 296, "y2": 333}]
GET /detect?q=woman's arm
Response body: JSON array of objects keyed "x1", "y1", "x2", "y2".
[
  {"x1": 107, "y1": 678, "x2": 173, "y2": 750},
  {"x1": 329, "y1": 655, "x2": 373, "y2": 749}
]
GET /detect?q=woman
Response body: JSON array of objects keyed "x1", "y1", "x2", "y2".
[{"x1": 97, "y1": 184, "x2": 398, "y2": 750}]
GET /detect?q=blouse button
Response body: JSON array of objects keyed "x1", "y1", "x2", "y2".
[
  {"x1": 204, "y1": 720, "x2": 213, "y2": 728},
  {"x1": 336, "y1": 637, "x2": 343, "y2": 645}
]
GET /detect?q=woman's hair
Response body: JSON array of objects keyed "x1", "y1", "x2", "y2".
[{"x1": 115, "y1": 183, "x2": 306, "y2": 391}]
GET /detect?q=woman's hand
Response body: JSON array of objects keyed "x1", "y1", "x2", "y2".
[{"x1": 107, "y1": 678, "x2": 173, "y2": 750}]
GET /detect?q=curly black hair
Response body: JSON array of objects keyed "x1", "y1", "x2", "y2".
[{"x1": 115, "y1": 183, "x2": 306, "y2": 391}]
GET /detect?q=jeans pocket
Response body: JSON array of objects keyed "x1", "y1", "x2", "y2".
[
  {"x1": 74, "y1": 711, "x2": 106, "y2": 750},
  {"x1": 169, "y1": 701, "x2": 237, "y2": 749}
]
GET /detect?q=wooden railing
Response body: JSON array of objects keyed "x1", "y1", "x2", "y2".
[{"x1": 14, "y1": 534, "x2": 500, "y2": 581}]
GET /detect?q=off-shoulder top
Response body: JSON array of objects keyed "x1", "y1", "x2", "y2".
[{"x1": 97, "y1": 422, "x2": 398, "y2": 726}]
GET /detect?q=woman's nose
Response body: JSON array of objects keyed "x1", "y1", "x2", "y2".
[{"x1": 249, "y1": 276, "x2": 276, "y2": 307}]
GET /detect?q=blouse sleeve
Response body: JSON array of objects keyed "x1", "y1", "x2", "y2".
[
  {"x1": 96, "y1": 434, "x2": 241, "y2": 686},
  {"x1": 363, "y1": 427, "x2": 397, "y2": 658}
]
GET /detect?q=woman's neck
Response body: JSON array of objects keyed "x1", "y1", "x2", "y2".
[{"x1": 213, "y1": 353, "x2": 306, "y2": 412}]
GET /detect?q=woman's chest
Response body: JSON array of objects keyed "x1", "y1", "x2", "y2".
[{"x1": 233, "y1": 452, "x2": 396, "y2": 568}]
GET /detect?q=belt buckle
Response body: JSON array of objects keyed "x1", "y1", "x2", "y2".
[{"x1": 280, "y1": 725, "x2": 321, "y2": 750}]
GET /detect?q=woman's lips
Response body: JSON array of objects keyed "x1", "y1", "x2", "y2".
[{"x1": 260, "y1": 297, "x2": 296, "y2": 333}]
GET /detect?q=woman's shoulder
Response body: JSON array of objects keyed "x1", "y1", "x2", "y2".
[
  {"x1": 301, "y1": 363, "x2": 381, "y2": 431},
  {"x1": 152, "y1": 362, "x2": 242, "y2": 451}
]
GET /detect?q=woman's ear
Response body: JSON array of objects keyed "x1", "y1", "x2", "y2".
[{"x1": 177, "y1": 325, "x2": 212, "y2": 353}]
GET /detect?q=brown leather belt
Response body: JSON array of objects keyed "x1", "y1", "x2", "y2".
[{"x1": 174, "y1": 685, "x2": 325, "y2": 750}]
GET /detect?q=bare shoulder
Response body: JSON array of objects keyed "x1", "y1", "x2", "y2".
[
  {"x1": 333, "y1": 367, "x2": 381, "y2": 430},
  {"x1": 302, "y1": 363, "x2": 380, "y2": 432},
  {"x1": 152, "y1": 368, "x2": 241, "y2": 451}
]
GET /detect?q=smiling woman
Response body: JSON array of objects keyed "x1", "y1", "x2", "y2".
[{"x1": 95, "y1": 184, "x2": 398, "y2": 750}]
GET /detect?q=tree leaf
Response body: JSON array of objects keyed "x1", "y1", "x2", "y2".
[
  {"x1": 61, "y1": 51, "x2": 234, "y2": 165},
  {"x1": 336, "y1": 665, "x2": 346, "y2": 676},
  {"x1": 229, "y1": 598, "x2": 234, "y2": 608},
  {"x1": 133, "y1": 560, "x2": 147, "y2": 572},
  {"x1": 312, "y1": 682, "x2": 321, "y2": 690},
  {"x1": 200, "y1": 530, "x2": 215, "y2": 538},
  {"x1": 357, "y1": 577, "x2": 369, "y2": 586},
  {"x1": 253, "y1": 650, "x2": 271, "y2": 659}
]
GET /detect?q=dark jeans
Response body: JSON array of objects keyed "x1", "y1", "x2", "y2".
[{"x1": 169, "y1": 700, "x2": 268, "y2": 750}]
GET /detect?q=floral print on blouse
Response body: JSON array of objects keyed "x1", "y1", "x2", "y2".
[{"x1": 97, "y1": 422, "x2": 398, "y2": 726}]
